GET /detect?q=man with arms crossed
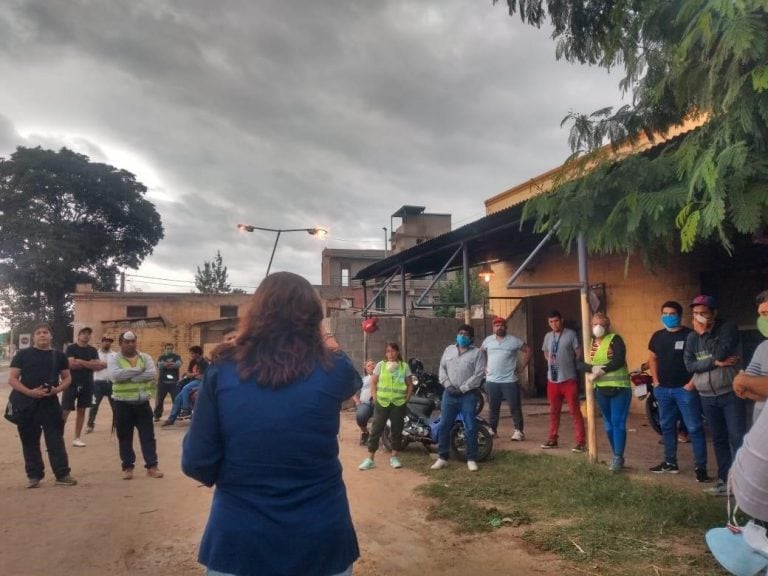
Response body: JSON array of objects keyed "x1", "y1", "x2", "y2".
[{"x1": 64, "y1": 327, "x2": 105, "y2": 447}]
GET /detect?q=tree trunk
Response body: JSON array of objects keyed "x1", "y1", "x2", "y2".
[{"x1": 50, "y1": 291, "x2": 69, "y2": 350}]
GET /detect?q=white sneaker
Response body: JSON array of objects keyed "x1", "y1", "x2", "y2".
[
  {"x1": 72, "y1": 438, "x2": 86, "y2": 448},
  {"x1": 467, "y1": 460, "x2": 479, "y2": 472},
  {"x1": 430, "y1": 458, "x2": 448, "y2": 470},
  {"x1": 511, "y1": 430, "x2": 525, "y2": 441}
]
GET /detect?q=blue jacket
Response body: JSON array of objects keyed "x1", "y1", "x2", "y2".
[{"x1": 182, "y1": 353, "x2": 361, "y2": 576}]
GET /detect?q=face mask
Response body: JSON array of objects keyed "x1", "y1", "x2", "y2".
[
  {"x1": 661, "y1": 315, "x2": 681, "y2": 329},
  {"x1": 592, "y1": 325, "x2": 606, "y2": 338},
  {"x1": 456, "y1": 335, "x2": 471, "y2": 348},
  {"x1": 758, "y1": 316, "x2": 768, "y2": 338},
  {"x1": 694, "y1": 313, "x2": 710, "y2": 325}
]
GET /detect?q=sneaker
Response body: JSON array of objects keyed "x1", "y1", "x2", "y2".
[
  {"x1": 649, "y1": 461, "x2": 679, "y2": 474},
  {"x1": 430, "y1": 458, "x2": 448, "y2": 470},
  {"x1": 161, "y1": 419, "x2": 175, "y2": 427},
  {"x1": 27, "y1": 478, "x2": 41, "y2": 489},
  {"x1": 72, "y1": 438, "x2": 86, "y2": 448},
  {"x1": 55, "y1": 475, "x2": 78, "y2": 486},
  {"x1": 695, "y1": 468, "x2": 712, "y2": 483},
  {"x1": 359, "y1": 431, "x2": 370, "y2": 446},
  {"x1": 704, "y1": 480, "x2": 730, "y2": 496},
  {"x1": 541, "y1": 440, "x2": 558, "y2": 449},
  {"x1": 85, "y1": 426, "x2": 94, "y2": 434},
  {"x1": 358, "y1": 458, "x2": 375, "y2": 471},
  {"x1": 389, "y1": 456, "x2": 402, "y2": 469},
  {"x1": 609, "y1": 456, "x2": 624, "y2": 472},
  {"x1": 490, "y1": 429, "x2": 498, "y2": 438},
  {"x1": 146, "y1": 467, "x2": 164, "y2": 479},
  {"x1": 678, "y1": 432, "x2": 690, "y2": 443},
  {"x1": 511, "y1": 430, "x2": 525, "y2": 441},
  {"x1": 467, "y1": 460, "x2": 479, "y2": 472},
  {"x1": 122, "y1": 469, "x2": 134, "y2": 480},
  {"x1": 177, "y1": 409, "x2": 192, "y2": 420},
  {"x1": 153, "y1": 417, "x2": 161, "y2": 423},
  {"x1": 571, "y1": 444, "x2": 586, "y2": 453}
]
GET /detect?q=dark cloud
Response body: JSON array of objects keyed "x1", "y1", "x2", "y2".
[{"x1": 0, "y1": 0, "x2": 624, "y2": 289}]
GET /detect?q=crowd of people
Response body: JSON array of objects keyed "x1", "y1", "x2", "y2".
[{"x1": 6, "y1": 279, "x2": 768, "y2": 575}]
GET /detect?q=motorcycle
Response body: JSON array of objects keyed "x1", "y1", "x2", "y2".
[
  {"x1": 381, "y1": 394, "x2": 494, "y2": 462},
  {"x1": 408, "y1": 357, "x2": 486, "y2": 415}
]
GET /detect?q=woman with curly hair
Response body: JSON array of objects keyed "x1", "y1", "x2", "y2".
[{"x1": 182, "y1": 272, "x2": 361, "y2": 576}]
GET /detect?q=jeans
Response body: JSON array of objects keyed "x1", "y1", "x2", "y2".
[
  {"x1": 367, "y1": 401, "x2": 406, "y2": 452},
  {"x1": 17, "y1": 398, "x2": 71, "y2": 480},
  {"x1": 113, "y1": 400, "x2": 158, "y2": 470},
  {"x1": 594, "y1": 387, "x2": 632, "y2": 458},
  {"x1": 486, "y1": 380, "x2": 523, "y2": 433},
  {"x1": 207, "y1": 567, "x2": 353, "y2": 576},
  {"x1": 87, "y1": 380, "x2": 113, "y2": 428},
  {"x1": 438, "y1": 389, "x2": 478, "y2": 461},
  {"x1": 700, "y1": 391, "x2": 747, "y2": 482},
  {"x1": 655, "y1": 386, "x2": 707, "y2": 469},
  {"x1": 546, "y1": 379, "x2": 585, "y2": 445},
  {"x1": 355, "y1": 401, "x2": 374, "y2": 429},
  {"x1": 168, "y1": 379, "x2": 201, "y2": 420},
  {"x1": 153, "y1": 378, "x2": 178, "y2": 420}
]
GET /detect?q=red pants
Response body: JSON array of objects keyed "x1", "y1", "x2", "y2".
[{"x1": 547, "y1": 379, "x2": 586, "y2": 445}]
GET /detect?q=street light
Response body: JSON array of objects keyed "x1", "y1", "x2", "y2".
[{"x1": 237, "y1": 224, "x2": 327, "y2": 276}]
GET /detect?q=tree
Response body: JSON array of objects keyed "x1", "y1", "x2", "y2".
[
  {"x1": 496, "y1": 1, "x2": 768, "y2": 259},
  {"x1": 0, "y1": 147, "x2": 164, "y2": 346},
  {"x1": 434, "y1": 270, "x2": 489, "y2": 318},
  {"x1": 195, "y1": 250, "x2": 232, "y2": 294}
]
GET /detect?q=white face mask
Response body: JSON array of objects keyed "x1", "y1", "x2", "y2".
[
  {"x1": 694, "y1": 313, "x2": 710, "y2": 325},
  {"x1": 592, "y1": 325, "x2": 606, "y2": 338}
]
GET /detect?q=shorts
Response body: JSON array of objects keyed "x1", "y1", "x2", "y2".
[{"x1": 62, "y1": 383, "x2": 93, "y2": 410}]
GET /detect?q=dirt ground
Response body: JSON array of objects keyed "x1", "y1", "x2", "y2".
[{"x1": 0, "y1": 369, "x2": 713, "y2": 576}]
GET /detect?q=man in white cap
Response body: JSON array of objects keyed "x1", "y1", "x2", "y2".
[{"x1": 107, "y1": 331, "x2": 163, "y2": 480}]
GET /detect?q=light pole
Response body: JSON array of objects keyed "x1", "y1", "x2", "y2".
[{"x1": 237, "y1": 224, "x2": 327, "y2": 276}]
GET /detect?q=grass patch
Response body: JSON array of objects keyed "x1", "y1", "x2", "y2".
[{"x1": 400, "y1": 450, "x2": 729, "y2": 575}]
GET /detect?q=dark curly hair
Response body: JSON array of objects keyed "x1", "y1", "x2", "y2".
[{"x1": 226, "y1": 272, "x2": 331, "y2": 387}]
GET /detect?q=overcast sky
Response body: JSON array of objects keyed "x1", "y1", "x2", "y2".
[{"x1": 0, "y1": 0, "x2": 624, "y2": 292}]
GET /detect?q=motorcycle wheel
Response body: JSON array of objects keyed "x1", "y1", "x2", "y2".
[
  {"x1": 449, "y1": 422, "x2": 493, "y2": 462},
  {"x1": 381, "y1": 425, "x2": 411, "y2": 452},
  {"x1": 646, "y1": 394, "x2": 662, "y2": 435},
  {"x1": 475, "y1": 390, "x2": 485, "y2": 415}
]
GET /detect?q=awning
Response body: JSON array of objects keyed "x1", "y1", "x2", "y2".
[{"x1": 354, "y1": 203, "x2": 544, "y2": 281}]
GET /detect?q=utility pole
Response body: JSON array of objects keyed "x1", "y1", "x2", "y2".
[{"x1": 120, "y1": 271, "x2": 125, "y2": 293}]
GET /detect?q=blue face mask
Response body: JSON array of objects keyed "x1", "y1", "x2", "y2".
[
  {"x1": 661, "y1": 314, "x2": 681, "y2": 329},
  {"x1": 456, "y1": 335, "x2": 471, "y2": 348}
]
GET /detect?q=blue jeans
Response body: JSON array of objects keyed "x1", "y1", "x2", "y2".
[
  {"x1": 438, "y1": 389, "x2": 478, "y2": 461},
  {"x1": 700, "y1": 391, "x2": 746, "y2": 482},
  {"x1": 594, "y1": 387, "x2": 632, "y2": 458},
  {"x1": 168, "y1": 379, "x2": 201, "y2": 420},
  {"x1": 208, "y1": 567, "x2": 353, "y2": 576},
  {"x1": 355, "y1": 401, "x2": 374, "y2": 428},
  {"x1": 655, "y1": 386, "x2": 707, "y2": 469}
]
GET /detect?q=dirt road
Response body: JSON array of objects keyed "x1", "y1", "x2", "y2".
[{"x1": 0, "y1": 368, "x2": 707, "y2": 576}]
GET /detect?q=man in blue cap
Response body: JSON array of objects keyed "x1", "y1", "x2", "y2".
[{"x1": 684, "y1": 295, "x2": 746, "y2": 496}]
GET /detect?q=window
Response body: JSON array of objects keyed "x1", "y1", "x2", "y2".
[
  {"x1": 126, "y1": 305, "x2": 148, "y2": 318},
  {"x1": 220, "y1": 305, "x2": 238, "y2": 318},
  {"x1": 341, "y1": 268, "x2": 350, "y2": 287},
  {"x1": 374, "y1": 293, "x2": 386, "y2": 311}
]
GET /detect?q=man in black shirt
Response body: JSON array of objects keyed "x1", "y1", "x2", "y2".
[
  {"x1": 154, "y1": 343, "x2": 182, "y2": 422},
  {"x1": 64, "y1": 327, "x2": 105, "y2": 447},
  {"x1": 8, "y1": 323, "x2": 77, "y2": 487},
  {"x1": 648, "y1": 301, "x2": 709, "y2": 482}
]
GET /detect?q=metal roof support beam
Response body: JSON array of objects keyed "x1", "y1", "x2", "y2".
[
  {"x1": 463, "y1": 242, "x2": 471, "y2": 324},
  {"x1": 400, "y1": 264, "x2": 408, "y2": 358},
  {"x1": 577, "y1": 233, "x2": 598, "y2": 463},
  {"x1": 413, "y1": 244, "x2": 464, "y2": 307},
  {"x1": 505, "y1": 220, "x2": 561, "y2": 288},
  {"x1": 361, "y1": 270, "x2": 398, "y2": 316}
]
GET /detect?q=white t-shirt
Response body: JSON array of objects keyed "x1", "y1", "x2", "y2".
[{"x1": 745, "y1": 340, "x2": 768, "y2": 420}]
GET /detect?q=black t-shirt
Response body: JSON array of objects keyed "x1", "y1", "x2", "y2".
[
  {"x1": 10, "y1": 347, "x2": 69, "y2": 390},
  {"x1": 648, "y1": 327, "x2": 693, "y2": 388},
  {"x1": 66, "y1": 343, "x2": 99, "y2": 386},
  {"x1": 157, "y1": 353, "x2": 182, "y2": 382}
]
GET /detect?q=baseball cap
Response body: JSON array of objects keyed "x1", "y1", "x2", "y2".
[
  {"x1": 119, "y1": 331, "x2": 137, "y2": 342},
  {"x1": 101, "y1": 336, "x2": 114, "y2": 342},
  {"x1": 492, "y1": 316, "x2": 507, "y2": 325},
  {"x1": 690, "y1": 295, "x2": 717, "y2": 309},
  {"x1": 78, "y1": 326, "x2": 93, "y2": 334},
  {"x1": 706, "y1": 525, "x2": 768, "y2": 576}
]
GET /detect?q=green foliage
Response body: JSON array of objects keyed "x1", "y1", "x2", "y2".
[
  {"x1": 498, "y1": 0, "x2": 768, "y2": 257},
  {"x1": 434, "y1": 270, "x2": 489, "y2": 318},
  {"x1": 195, "y1": 250, "x2": 232, "y2": 294},
  {"x1": 0, "y1": 147, "x2": 163, "y2": 345}
]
